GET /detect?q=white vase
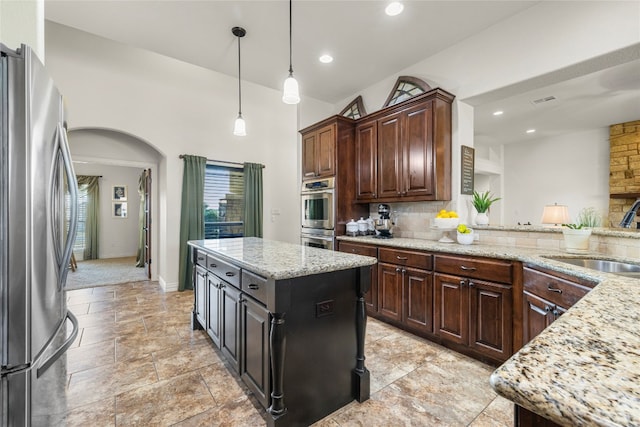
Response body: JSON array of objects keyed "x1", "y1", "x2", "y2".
[
  {"x1": 475, "y1": 212, "x2": 489, "y2": 226},
  {"x1": 562, "y1": 228, "x2": 592, "y2": 253}
]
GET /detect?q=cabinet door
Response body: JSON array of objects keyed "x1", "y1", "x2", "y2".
[
  {"x1": 338, "y1": 242, "x2": 378, "y2": 313},
  {"x1": 434, "y1": 273, "x2": 468, "y2": 346},
  {"x1": 355, "y1": 120, "x2": 378, "y2": 200},
  {"x1": 195, "y1": 265, "x2": 207, "y2": 328},
  {"x1": 302, "y1": 132, "x2": 317, "y2": 179},
  {"x1": 402, "y1": 102, "x2": 434, "y2": 198},
  {"x1": 468, "y1": 279, "x2": 513, "y2": 362},
  {"x1": 241, "y1": 297, "x2": 271, "y2": 409},
  {"x1": 377, "y1": 113, "x2": 403, "y2": 199},
  {"x1": 378, "y1": 262, "x2": 403, "y2": 323},
  {"x1": 403, "y1": 267, "x2": 433, "y2": 333},
  {"x1": 523, "y1": 291, "x2": 556, "y2": 345},
  {"x1": 206, "y1": 275, "x2": 221, "y2": 348},
  {"x1": 221, "y1": 283, "x2": 241, "y2": 372},
  {"x1": 316, "y1": 124, "x2": 336, "y2": 178}
]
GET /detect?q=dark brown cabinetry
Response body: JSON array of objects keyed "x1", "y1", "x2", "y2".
[
  {"x1": 377, "y1": 248, "x2": 434, "y2": 334},
  {"x1": 354, "y1": 89, "x2": 454, "y2": 203},
  {"x1": 240, "y1": 295, "x2": 270, "y2": 409},
  {"x1": 302, "y1": 123, "x2": 336, "y2": 179},
  {"x1": 338, "y1": 242, "x2": 378, "y2": 313},
  {"x1": 522, "y1": 265, "x2": 595, "y2": 345},
  {"x1": 434, "y1": 254, "x2": 513, "y2": 363}
]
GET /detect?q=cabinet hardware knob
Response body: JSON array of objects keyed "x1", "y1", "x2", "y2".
[
  {"x1": 210, "y1": 263, "x2": 217, "y2": 268},
  {"x1": 396, "y1": 256, "x2": 408, "y2": 260},
  {"x1": 402, "y1": 268, "x2": 406, "y2": 274},
  {"x1": 545, "y1": 305, "x2": 552, "y2": 312},
  {"x1": 372, "y1": 193, "x2": 377, "y2": 198},
  {"x1": 198, "y1": 256, "x2": 205, "y2": 261},
  {"x1": 460, "y1": 265, "x2": 477, "y2": 271},
  {"x1": 460, "y1": 280, "x2": 466, "y2": 287},
  {"x1": 468, "y1": 281, "x2": 475, "y2": 288},
  {"x1": 553, "y1": 308, "x2": 560, "y2": 317},
  {"x1": 225, "y1": 272, "x2": 235, "y2": 277},
  {"x1": 547, "y1": 286, "x2": 562, "y2": 294},
  {"x1": 395, "y1": 267, "x2": 401, "y2": 272},
  {"x1": 248, "y1": 283, "x2": 259, "y2": 290}
]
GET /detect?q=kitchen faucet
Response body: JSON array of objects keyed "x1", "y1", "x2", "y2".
[{"x1": 619, "y1": 198, "x2": 640, "y2": 228}]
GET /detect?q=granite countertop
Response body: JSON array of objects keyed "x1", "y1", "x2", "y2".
[
  {"x1": 338, "y1": 235, "x2": 640, "y2": 426},
  {"x1": 188, "y1": 237, "x2": 377, "y2": 280}
]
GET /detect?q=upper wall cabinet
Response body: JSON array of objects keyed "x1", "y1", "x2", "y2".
[
  {"x1": 302, "y1": 122, "x2": 337, "y2": 179},
  {"x1": 355, "y1": 89, "x2": 455, "y2": 202}
]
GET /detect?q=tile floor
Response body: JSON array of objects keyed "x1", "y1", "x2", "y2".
[{"x1": 57, "y1": 281, "x2": 513, "y2": 426}]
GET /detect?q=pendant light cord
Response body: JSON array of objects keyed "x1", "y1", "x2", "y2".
[
  {"x1": 288, "y1": 0, "x2": 293, "y2": 75},
  {"x1": 237, "y1": 34, "x2": 242, "y2": 115}
]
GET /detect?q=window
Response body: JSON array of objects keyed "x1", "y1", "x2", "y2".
[
  {"x1": 340, "y1": 95, "x2": 367, "y2": 120},
  {"x1": 383, "y1": 76, "x2": 432, "y2": 108},
  {"x1": 66, "y1": 186, "x2": 88, "y2": 260},
  {"x1": 203, "y1": 163, "x2": 244, "y2": 239}
]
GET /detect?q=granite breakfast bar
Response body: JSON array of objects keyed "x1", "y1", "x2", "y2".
[{"x1": 187, "y1": 237, "x2": 377, "y2": 427}]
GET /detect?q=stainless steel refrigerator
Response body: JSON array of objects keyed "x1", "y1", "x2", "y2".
[{"x1": 1, "y1": 44, "x2": 79, "y2": 426}]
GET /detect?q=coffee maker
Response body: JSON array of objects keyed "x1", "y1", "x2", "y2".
[{"x1": 375, "y1": 204, "x2": 393, "y2": 238}]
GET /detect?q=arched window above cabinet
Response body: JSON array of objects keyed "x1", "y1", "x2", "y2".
[
  {"x1": 339, "y1": 96, "x2": 367, "y2": 120},
  {"x1": 383, "y1": 76, "x2": 432, "y2": 108}
]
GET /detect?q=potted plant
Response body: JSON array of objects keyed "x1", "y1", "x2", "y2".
[
  {"x1": 562, "y1": 207, "x2": 600, "y2": 253},
  {"x1": 472, "y1": 190, "x2": 501, "y2": 225}
]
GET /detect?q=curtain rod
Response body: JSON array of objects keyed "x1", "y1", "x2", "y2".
[{"x1": 178, "y1": 154, "x2": 264, "y2": 168}]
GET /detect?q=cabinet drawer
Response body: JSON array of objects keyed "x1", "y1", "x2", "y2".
[
  {"x1": 207, "y1": 254, "x2": 241, "y2": 288},
  {"x1": 523, "y1": 267, "x2": 592, "y2": 309},
  {"x1": 379, "y1": 248, "x2": 432, "y2": 270},
  {"x1": 434, "y1": 255, "x2": 512, "y2": 284},
  {"x1": 194, "y1": 250, "x2": 207, "y2": 267},
  {"x1": 339, "y1": 242, "x2": 377, "y2": 257},
  {"x1": 241, "y1": 270, "x2": 268, "y2": 305}
]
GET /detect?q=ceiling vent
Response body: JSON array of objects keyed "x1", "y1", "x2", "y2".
[{"x1": 531, "y1": 95, "x2": 557, "y2": 105}]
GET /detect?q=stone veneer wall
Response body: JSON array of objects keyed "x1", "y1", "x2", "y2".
[{"x1": 609, "y1": 120, "x2": 640, "y2": 226}]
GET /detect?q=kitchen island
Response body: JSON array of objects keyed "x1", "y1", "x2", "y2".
[
  {"x1": 338, "y1": 234, "x2": 640, "y2": 426},
  {"x1": 187, "y1": 237, "x2": 377, "y2": 427}
]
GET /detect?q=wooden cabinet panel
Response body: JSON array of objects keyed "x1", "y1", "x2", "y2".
[
  {"x1": 241, "y1": 296, "x2": 271, "y2": 409},
  {"x1": 301, "y1": 123, "x2": 336, "y2": 179},
  {"x1": 523, "y1": 267, "x2": 592, "y2": 309},
  {"x1": 378, "y1": 262, "x2": 403, "y2": 323},
  {"x1": 221, "y1": 283, "x2": 241, "y2": 372},
  {"x1": 522, "y1": 291, "x2": 555, "y2": 344},
  {"x1": 403, "y1": 102, "x2": 434, "y2": 198},
  {"x1": 355, "y1": 121, "x2": 377, "y2": 200},
  {"x1": 377, "y1": 113, "x2": 403, "y2": 199},
  {"x1": 435, "y1": 254, "x2": 513, "y2": 284},
  {"x1": 434, "y1": 273, "x2": 468, "y2": 346},
  {"x1": 468, "y1": 279, "x2": 513, "y2": 361},
  {"x1": 195, "y1": 265, "x2": 207, "y2": 328},
  {"x1": 207, "y1": 275, "x2": 222, "y2": 347},
  {"x1": 338, "y1": 242, "x2": 378, "y2": 313},
  {"x1": 404, "y1": 267, "x2": 433, "y2": 333},
  {"x1": 378, "y1": 247, "x2": 432, "y2": 270}
]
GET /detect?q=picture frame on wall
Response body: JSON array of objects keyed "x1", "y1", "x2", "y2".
[
  {"x1": 113, "y1": 185, "x2": 127, "y2": 201},
  {"x1": 113, "y1": 202, "x2": 127, "y2": 218}
]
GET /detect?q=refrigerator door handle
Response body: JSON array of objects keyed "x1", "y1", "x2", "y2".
[
  {"x1": 57, "y1": 123, "x2": 78, "y2": 289},
  {"x1": 36, "y1": 310, "x2": 78, "y2": 378}
]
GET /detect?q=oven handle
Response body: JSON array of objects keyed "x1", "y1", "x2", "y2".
[{"x1": 302, "y1": 234, "x2": 334, "y2": 242}]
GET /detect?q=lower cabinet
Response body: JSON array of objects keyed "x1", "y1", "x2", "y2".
[
  {"x1": 240, "y1": 296, "x2": 271, "y2": 409},
  {"x1": 207, "y1": 275, "x2": 222, "y2": 347},
  {"x1": 338, "y1": 242, "x2": 378, "y2": 313},
  {"x1": 194, "y1": 265, "x2": 207, "y2": 328},
  {"x1": 221, "y1": 283, "x2": 241, "y2": 372}
]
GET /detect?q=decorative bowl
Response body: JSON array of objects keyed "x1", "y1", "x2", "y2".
[
  {"x1": 433, "y1": 217, "x2": 459, "y2": 229},
  {"x1": 457, "y1": 230, "x2": 474, "y2": 245}
]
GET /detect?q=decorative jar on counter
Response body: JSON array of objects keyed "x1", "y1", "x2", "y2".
[
  {"x1": 357, "y1": 218, "x2": 368, "y2": 236},
  {"x1": 346, "y1": 219, "x2": 358, "y2": 237}
]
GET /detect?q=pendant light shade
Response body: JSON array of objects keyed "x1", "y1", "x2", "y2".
[
  {"x1": 282, "y1": 0, "x2": 300, "y2": 104},
  {"x1": 232, "y1": 26, "x2": 247, "y2": 136}
]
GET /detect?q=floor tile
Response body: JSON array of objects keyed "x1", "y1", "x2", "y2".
[
  {"x1": 66, "y1": 339, "x2": 115, "y2": 374},
  {"x1": 153, "y1": 340, "x2": 222, "y2": 381}
]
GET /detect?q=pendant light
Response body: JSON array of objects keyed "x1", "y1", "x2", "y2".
[
  {"x1": 232, "y1": 26, "x2": 247, "y2": 136},
  {"x1": 282, "y1": 0, "x2": 300, "y2": 104}
]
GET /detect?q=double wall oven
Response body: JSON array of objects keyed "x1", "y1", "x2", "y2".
[{"x1": 301, "y1": 177, "x2": 335, "y2": 250}]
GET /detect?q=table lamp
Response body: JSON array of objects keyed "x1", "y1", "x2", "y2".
[{"x1": 541, "y1": 203, "x2": 570, "y2": 227}]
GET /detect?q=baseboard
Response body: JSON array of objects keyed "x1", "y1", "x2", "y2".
[{"x1": 159, "y1": 276, "x2": 178, "y2": 292}]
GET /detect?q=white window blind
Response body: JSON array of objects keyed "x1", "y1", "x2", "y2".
[
  {"x1": 204, "y1": 163, "x2": 244, "y2": 239},
  {"x1": 66, "y1": 185, "x2": 88, "y2": 260}
]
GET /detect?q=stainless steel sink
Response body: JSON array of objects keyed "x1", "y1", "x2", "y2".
[{"x1": 545, "y1": 257, "x2": 640, "y2": 278}]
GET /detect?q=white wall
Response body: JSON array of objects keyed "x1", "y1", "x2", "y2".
[
  {"x1": 44, "y1": 22, "x2": 299, "y2": 291},
  {"x1": 0, "y1": 0, "x2": 44, "y2": 60},
  {"x1": 73, "y1": 163, "x2": 144, "y2": 259},
  {"x1": 503, "y1": 128, "x2": 610, "y2": 226}
]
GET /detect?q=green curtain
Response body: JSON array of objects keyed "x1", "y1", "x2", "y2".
[
  {"x1": 76, "y1": 175, "x2": 100, "y2": 260},
  {"x1": 135, "y1": 170, "x2": 146, "y2": 268},
  {"x1": 243, "y1": 162, "x2": 263, "y2": 238},
  {"x1": 178, "y1": 155, "x2": 207, "y2": 291}
]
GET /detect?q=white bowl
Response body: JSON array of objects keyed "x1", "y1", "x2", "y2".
[
  {"x1": 457, "y1": 231, "x2": 474, "y2": 245},
  {"x1": 434, "y1": 217, "x2": 459, "y2": 229}
]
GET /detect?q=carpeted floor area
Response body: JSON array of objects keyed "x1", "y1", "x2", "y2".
[{"x1": 65, "y1": 256, "x2": 149, "y2": 290}]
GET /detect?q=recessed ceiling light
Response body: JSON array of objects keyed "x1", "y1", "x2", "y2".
[
  {"x1": 493, "y1": 111, "x2": 504, "y2": 116},
  {"x1": 385, "y1": 1, "x2": 404, "y2": 16},
  {"x1": 319, "y1": 54, "x2": 333, "y2": 64},
  {"x1": 526, "y1": 129, "x2": 536, "y2": 134}
]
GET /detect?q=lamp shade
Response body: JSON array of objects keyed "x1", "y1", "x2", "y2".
[
  {"x1": 541, "y1": 204, "x2": 570, "y2": 225},
  {"x1": 233, "y1": 115, "x2": 246, "y2": 136},
  {"x1": 282, "y1": 75, "x2": 300, "y2": 104}
]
